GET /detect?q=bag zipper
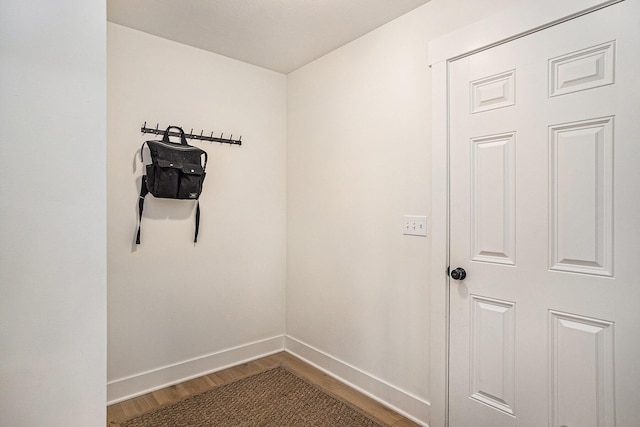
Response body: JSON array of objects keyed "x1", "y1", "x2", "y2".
[
  {"x1": 151, "y1": 140, "x2": 202, "y2": 151},
  {"x1": 140, "y1": 140, "x2": 207, "y2": 171}
]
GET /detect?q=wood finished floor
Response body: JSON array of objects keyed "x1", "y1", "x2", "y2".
[{"x1": 107, "y1": 351, "x2": 420, "y2": 427}]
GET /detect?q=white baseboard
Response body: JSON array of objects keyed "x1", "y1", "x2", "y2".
[
  {"x1": 284, "y1": 336, "x2": 430, "y2": 426},
  {"x1": 106, "y1": 335, "x2": 285, "y2": 404},
  {"x1": 107, "y1": 334, "x2": 430, "y2": 426}
]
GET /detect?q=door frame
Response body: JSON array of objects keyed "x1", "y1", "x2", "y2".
[{"x1": 427, "y1": 1, "x2": 621, "y2": 425}]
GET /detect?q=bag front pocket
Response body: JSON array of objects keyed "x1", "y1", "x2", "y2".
[
  {"x1": 152, "y1": 159, "x2": 180, "y2": 198},
  {"x1": 177, "y1": 164, "x2": 205, "y2": 199}
]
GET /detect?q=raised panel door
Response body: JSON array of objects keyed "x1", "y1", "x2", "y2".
[{"x1": 448, "y1": 2, "x2": 640, "y2": 426}]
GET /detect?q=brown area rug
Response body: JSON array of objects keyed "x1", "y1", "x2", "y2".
[{"x1": 120, "y1": 367, "x2": 382, "y2": 427}]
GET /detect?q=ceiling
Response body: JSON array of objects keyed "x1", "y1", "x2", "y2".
[{"x1": 107, "y1": 0, "x2": 431, "y2": 74}]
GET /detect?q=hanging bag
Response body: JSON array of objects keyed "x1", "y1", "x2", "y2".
[{"x1": 136, "y1": 126, "x2": 208, "y2": 244}]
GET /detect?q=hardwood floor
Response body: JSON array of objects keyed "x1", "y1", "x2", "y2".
[{"x1": 107, "y1": 351, "x2": 421, "y2": 427}]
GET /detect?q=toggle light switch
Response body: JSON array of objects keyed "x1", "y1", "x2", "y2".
[{"x1": 403, "y1": 215, "x2": 427, "y2": 236}]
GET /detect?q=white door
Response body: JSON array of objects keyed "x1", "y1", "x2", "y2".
[{"x1": 448, "y1": 2, "x2": 640, "y2": 426}]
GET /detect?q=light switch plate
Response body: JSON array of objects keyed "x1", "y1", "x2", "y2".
[{"x1": 403, "y1": 215, "x2": 427, "y2": 236}]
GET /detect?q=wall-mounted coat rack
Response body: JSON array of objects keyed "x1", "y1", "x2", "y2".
[{"x1": 141, "y1": 122, "x2": 242, "y2": 145}]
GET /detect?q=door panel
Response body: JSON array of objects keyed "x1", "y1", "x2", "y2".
[
  {"x1": 548, "y1": 116, "x2": 614, "y2": 276},
  {"x1": 470, "y1": 132, "x2": 516, "y2": 265},
  {"x1": 469, "y1": 295, "x2": 516, "y2": 416},
  {"x1": 448, "y1": 2, "x2": 640, "y2": 426},
  {"x1": 548, "y1": 310, "x2": 615, "y2": 427}
]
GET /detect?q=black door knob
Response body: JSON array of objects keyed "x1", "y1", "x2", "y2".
[{"x1": 450, "y1": 267, "x2": 466, "y2": 281}]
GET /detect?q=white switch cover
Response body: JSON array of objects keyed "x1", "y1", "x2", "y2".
[{"x1": 403, "y1": 215, "x2": 427, "y2": 236}]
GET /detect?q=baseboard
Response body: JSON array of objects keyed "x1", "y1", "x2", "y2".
[
  {"x1": 284, "y1": 336, "x2": 430, "y2": 426},
  {"x1": 106, "y1": 335, "x2": 285, "y2": 404},
  {"x1": 107, "y1": 334, "x2": 431, "y2": 426}
]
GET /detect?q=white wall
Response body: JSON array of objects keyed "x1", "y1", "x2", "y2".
[
  {"x1": 0, "y1": 1, "x2": 107, "y2": 426},
  {"x1": 106, "y1": 0, "x2": 523, "y2": 419},
  {"x1": 107, "y1": 24, "x2": 287, "y2": 402},
  {"x1": 286, "y1": 0, "x2": 518, "y2": 424}
]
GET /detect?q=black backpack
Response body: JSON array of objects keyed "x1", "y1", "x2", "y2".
[{"x1": 136, "y1": 126, "x2": 208, "y2": 244}]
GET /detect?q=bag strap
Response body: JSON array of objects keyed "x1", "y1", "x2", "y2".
[
  {"x1": 140, "y1": 141, "x2": 147, "y2": 162},
  {"x1": 201, "y1": 151, "x2": 208, "y2": 171},
  {"x1": 194, "y1": 201, "x2": 201, "y2": 243},
  {"x1": 135, "y1": 176, "x2": 149, "y2": 244},
  {"x1": 162, "y1": 126, "x2": 188, "y2": 145}
]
